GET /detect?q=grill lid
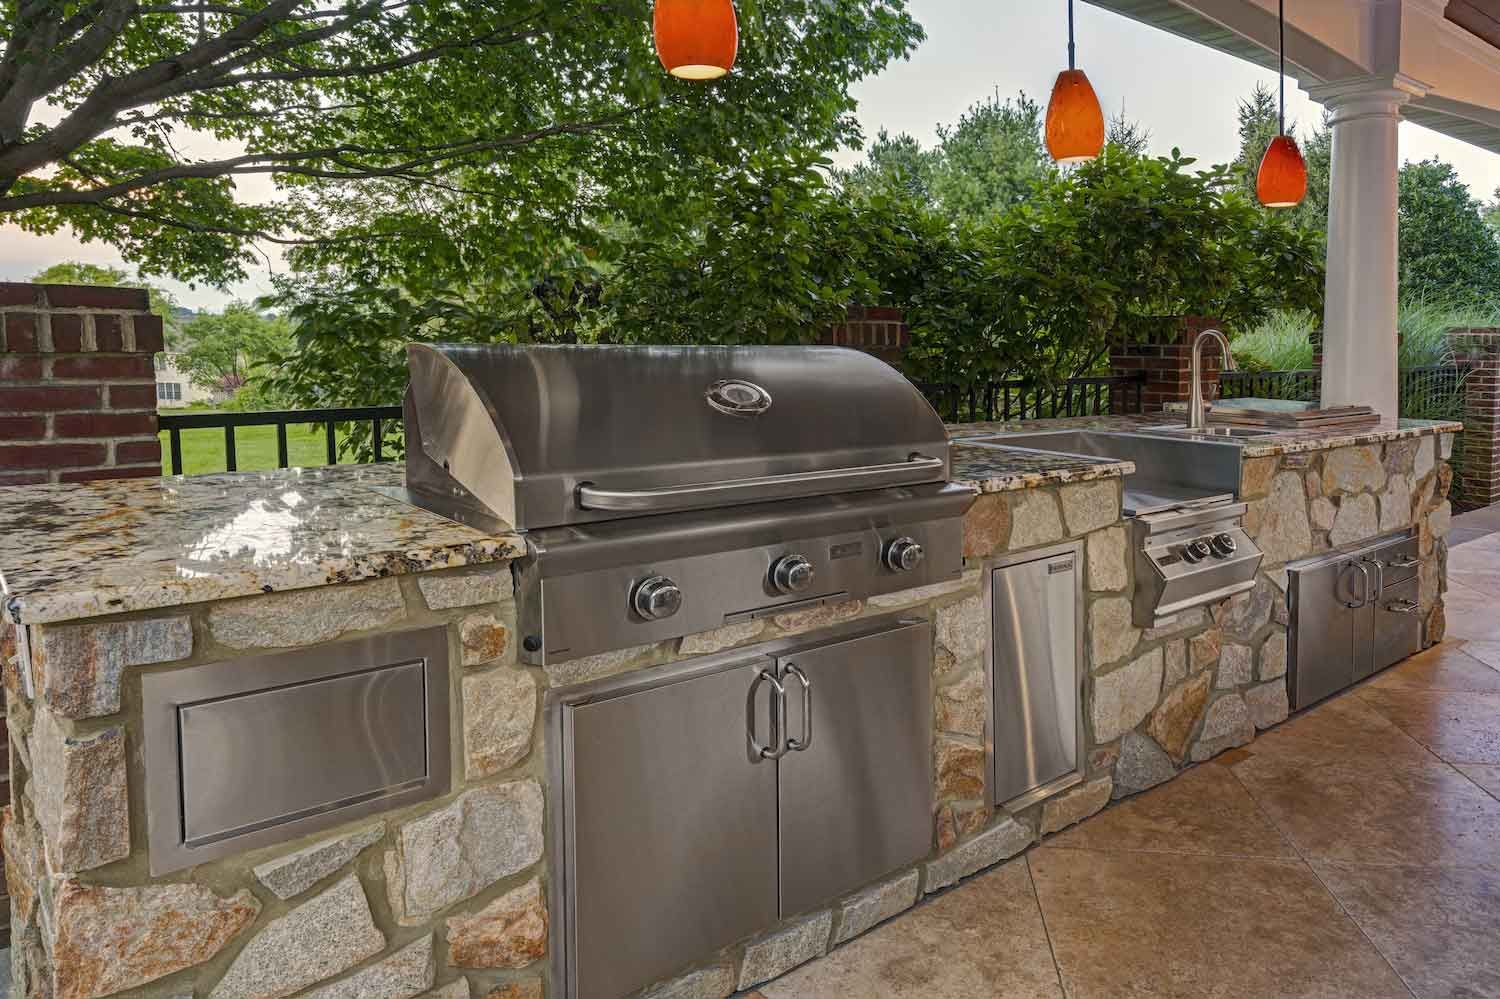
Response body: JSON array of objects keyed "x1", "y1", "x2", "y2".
[{"x1": 404, "y1": 344, "x2": 950, "y2": 531}]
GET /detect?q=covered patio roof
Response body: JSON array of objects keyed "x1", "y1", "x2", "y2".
[{"x1": 1090, "y1": 0, "x2": 1500, "y2": 155}]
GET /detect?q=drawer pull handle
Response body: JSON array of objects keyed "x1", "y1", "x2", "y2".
[
  {"x1": 1385, "y1": 599, "x2": 1420, "y2": 615},
  {"x1": 1387, "y1": 556, "x2": 1420, "y2": 570}
]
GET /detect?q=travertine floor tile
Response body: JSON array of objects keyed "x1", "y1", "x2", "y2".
[
  {"x1": 1314, "y1": 861, "x2": 1500, "y2": 999},
  {"x1": 1239, "y1": 693, "x2": 1434, "y2": 770},
  {"x1": 1232, "y1": 754, "x2": 1500, "y2": 867},
  {"x1": 1441, "y1": 587, "x2": 1500, "y2": 640},
  {"x1": 1028, "y1": 848, "x2": 1409, "y2": 999},
  {"x1": 757, "y1": 859, "x2": 1062, "y2": 999},
  {"x1": 1358, "y1": 687, "x2": 1500, "y2": 764},
  {"x1": 1457, "y1": 764, "x2": 1500, "y2": 800},
  {"x1": 1045, "y1": 765, "x2": 1296, "y2": 859},
  {"x1": 1366, "y1": 643, "x2": 1500, "y2": 694},
  {"x1": 1456, "y1": 640, "x2": 1500, "y2": 672}
]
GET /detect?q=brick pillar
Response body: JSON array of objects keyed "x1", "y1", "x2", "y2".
[
  {"x1": 1108, "y1": 315, "x2": 1226, "y2": 414},
  {"x1": 1449, "y1": 327, "x2": 1500, "y2": 508},
  {"x1": 819, "y1": 305, "x2": 910, "y2": 365},
  {"x1": 0, "y1": 284, "x2": 164, "y2": 486}
]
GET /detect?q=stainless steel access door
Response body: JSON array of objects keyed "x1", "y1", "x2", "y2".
[
  {"x1": 776, "y1": 620, "x2": 932, "y2": 916},
  {"x1": 990, "y1": 545, "x2": 1081, "y2": 807},
  {"x1": 565, "y1": 658, "x2": 779, "y2": 999},
  {"x1": 1289, "y1": 556, "x2": 1362, "y2": 708}
]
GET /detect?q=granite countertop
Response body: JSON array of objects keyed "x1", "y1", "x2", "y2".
[
  {"x1": 950, "y1": 441, "x2": 1135, "y2": 494},
  {"x1": 0, "y1": 464, "x2": 525, "y2": 626},
  {"x1": 949, "y1": 414, "x2": 1462, "y2": 459}
]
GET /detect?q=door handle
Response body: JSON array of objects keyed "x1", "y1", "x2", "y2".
[
  {"x1": 1362, "y1": 557, "x2": 1386, "y2": 602},
  {"x1": 749, "y1": 669, "x2": 789, "y2": 760},
  {"x1": 783, "y1": 664, "x2": 812, "y2": 753},
  {"x1": 1344, "y1": 561, "x2": 1373, "y2": 609},
  {"x1": 1385, "y1": 599, "x2": 1420, "y2": 615}
]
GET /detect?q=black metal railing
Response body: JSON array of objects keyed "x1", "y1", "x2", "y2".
[
  {"x1": 1217, "y1": 368, "x2": 1321, "y2": 402},
  {"x1": 913, "y1": 372, "x2": 1147, "y2": 424},
  {"x1": 158, "y1": 405, "x2": 403, "y2": 475},
  {"x1": 1218, "y1": 365, "x2": 1468, "y2": 417}
]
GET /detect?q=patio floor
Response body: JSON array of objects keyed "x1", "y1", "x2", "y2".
[{"x1": 751, "y1": 535, "x2": 1500, "y2": 999}]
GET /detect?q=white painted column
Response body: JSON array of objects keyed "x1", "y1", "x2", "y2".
[{"x1": 1308, "y1": 77, "x2": 1423, "y2": 422}]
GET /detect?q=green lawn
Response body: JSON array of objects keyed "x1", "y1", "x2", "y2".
[{"x1": 158, "y1": 409, "x2": 363, "y2": 475}]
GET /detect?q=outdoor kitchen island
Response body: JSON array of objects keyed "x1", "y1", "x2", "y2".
[{"x1": 0, "y1": 393, "x2": 1458, "y2": 999}]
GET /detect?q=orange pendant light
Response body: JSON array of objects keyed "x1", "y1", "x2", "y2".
[
  {"x1": 1256, "y1": 0, "x2": 1307, "y2": 208},
  {"x1": 1257, "y1": 135, "x2": 1307, "y2": 208},
  {"x1": 654, "y1": 0, "x2": 738, "y2": 81},
  {"x1": 1045, "y1": 0, "x2": 1104, "y2": 164}
]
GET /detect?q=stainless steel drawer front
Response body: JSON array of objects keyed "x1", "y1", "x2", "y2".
[
  {"x1": 179, "y1": 663, "x2": 429, "y2": 846},
  {"x1": 143, "y1": 627, "x2": 450, "y2": 876}
]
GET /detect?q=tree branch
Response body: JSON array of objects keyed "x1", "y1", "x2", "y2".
[{"x1": 0, "y1": 106, "x2": 647, "y2": 212}]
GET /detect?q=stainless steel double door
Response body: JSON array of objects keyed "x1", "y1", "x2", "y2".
[
  {"x1": 563, "y1": 619, "x2": 932, "y2": 999},
  {"x1": 1289, "y1": 536, "x2": 1422, "y2": 709}
]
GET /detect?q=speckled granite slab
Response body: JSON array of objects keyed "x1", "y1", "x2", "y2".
[
  {"x1": 951, "y1": 442, "x2": 1134, "y2": 494},
  {"x1": 0, "y1": 464, "x2": 525, "y2": 625},
  {"x1": 949, "y1": 414, "x2": 1461, "y2": 459}
]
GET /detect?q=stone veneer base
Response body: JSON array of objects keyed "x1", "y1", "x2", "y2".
[{"x1": 2, "y1": 428, "x2": 1454, "y2": 999}]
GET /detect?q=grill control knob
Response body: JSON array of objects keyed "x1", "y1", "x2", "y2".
[
  {"x1": 1183, "y1": 539, "x2": 1213, "y2": 563},
  {"x1": 632, "y1": 576, "x2": 683, "y2": 620},
  {"x1": 884, "y1": 537, "x2": 925, "y2": 573},
  {"x1": 771, "y1": 554, "x2": 815, "y2": 595},
  {"x1": 1210, "y1": 533, "x2": 1238, "y2": 558}
]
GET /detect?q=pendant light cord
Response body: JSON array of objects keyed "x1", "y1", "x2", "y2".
[
  {"x1": 1067, "y1": 0, "x2": 1076, "y2": 70},
  {"x1": 1278, "y1": 0, "x2": 1286, "y2": 134}
]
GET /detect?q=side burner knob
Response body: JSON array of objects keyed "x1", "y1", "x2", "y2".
[
  {"x1": 1210, "y1": 533, "x2": 1238, "y2": 558},
  {"x1": 1183, "y1": 539, "x2": 1213, "y2": 563},
  {"x1": 884, "y1": 537, "x2": 925, "y2": 572},
  {"x1": 632, "y1": 576, "x2": 683, "y2": 620},
  {"x1": 771, "y1": 554, "x2": 816, "y2": 595}
]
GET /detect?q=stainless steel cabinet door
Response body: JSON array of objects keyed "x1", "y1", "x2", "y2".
[
  {"x1": 1373, "y1": 576, "x2": 1422, "y2": 672},
  {"x1": 1290, "y1": 559, "x2": 1360, "y2": 709},
  {"x1": 565, "y1": 659, "x2": 779, "y2": 999},
  {"x1": 991, "y1": 551, "x2": 1079, "y2": 805},
  {"x1": 775, "y1": 621, "x2": 932, "y2": 916}
]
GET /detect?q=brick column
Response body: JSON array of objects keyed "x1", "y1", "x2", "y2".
[
  {"x1": 1108, "y1": 315, "x2": 1226, "y2": 414},
  {"x1": 819, "y1": 305, "x2": 910, "y2": 365},
  {"x1": 0, "y1": 284, "x2": 164, "y2": 486},
  {"x1": 1449, "y1": 327, "x2": 1500, "y2": 508}
]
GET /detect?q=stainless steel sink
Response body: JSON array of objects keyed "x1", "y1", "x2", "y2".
[{"x1": 966, "y1": 429, "x2": 1245, "y2": 516}]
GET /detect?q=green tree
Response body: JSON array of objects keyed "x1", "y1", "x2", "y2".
[
  {"x1": 179, "y1": 303, "x2": 292, "y2": 394},
  {"x1": 836, "y1": 129, "x2": 935, "y2": 203},
  {"x1": 28, "y1": 261, "x2": 185, "y2": 346},
  {"x1": 1397, "y1": 159, "x2": 1500, "y2": 302},
  {"x1": 0, "y1": 0, "x2": 921, "y2": 287},
  {"x1": 926, "y1": 92, "x2": 1049, "y2": 221}
]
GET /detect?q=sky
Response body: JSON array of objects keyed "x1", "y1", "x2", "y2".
[{"x1": 3, "y1": 1, "x2": 1499, "y2": 312}]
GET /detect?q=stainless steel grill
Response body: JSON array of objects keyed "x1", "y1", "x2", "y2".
[{"x1": 404, "y1": 344, "x2": 976, "y2": 664}]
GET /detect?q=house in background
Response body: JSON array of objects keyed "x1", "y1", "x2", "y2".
[{"x1": 154, "y1": 352, "x2": 228, "y2": 408}]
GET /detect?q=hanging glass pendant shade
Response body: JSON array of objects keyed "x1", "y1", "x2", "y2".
[
  {"x1": 1257, "y1": 134, "x2": 1307, "y2": 208},
  {"x1": 1045, "y1": 0, "x2": 1104, "y2": 164},
  {"x1": 654, "y1": 0, "x2": 738, "y2": 80},
  {"x1": 1257, "y1": 0, "x2": 1306, "y2": 208},
  {"x1": 1046, "y1": 68, "x2": 1105, "y2": 164}
]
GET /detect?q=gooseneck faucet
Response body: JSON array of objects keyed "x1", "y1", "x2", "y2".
[{"x1": 1187, "y1": 328, "x2": 1236, "y2": 430}]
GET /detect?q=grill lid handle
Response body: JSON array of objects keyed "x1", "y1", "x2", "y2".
[{"x1": 577, "y1": 454, "x2": 945, "y2": 514}]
